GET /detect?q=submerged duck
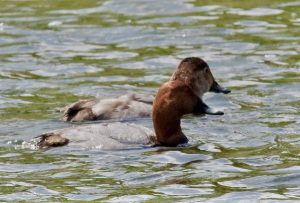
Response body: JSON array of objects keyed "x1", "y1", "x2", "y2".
[
  {"x1": 63, "y1": 93, "x2": 153, "y2": 122},
  {"x1": 35, "y1": 57, "x2": 230, "y2": 149}
]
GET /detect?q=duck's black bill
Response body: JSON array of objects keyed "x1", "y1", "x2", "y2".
[{"x1": 210, "y1": 81, "x2": 231, "y2": 94}]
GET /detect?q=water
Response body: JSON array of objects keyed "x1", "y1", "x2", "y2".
[{"x1": 0, "y1": 0, "x2": 299, "y2": 202}]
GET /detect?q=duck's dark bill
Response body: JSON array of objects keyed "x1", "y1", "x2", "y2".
[{"x1": 210, "y1": 81, "x2": 231, "y2": 94}]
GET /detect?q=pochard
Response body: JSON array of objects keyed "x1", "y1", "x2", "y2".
[
  {"x1": 63, "y1": 93, "x2": 153, "y2": 122},
  {"x1": 35, "y1": 57, "x2": 230, "y2": 149}
]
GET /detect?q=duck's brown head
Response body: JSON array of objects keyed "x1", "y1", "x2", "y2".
[{"x1": 171, "y1": 57, "x2": 230, "y2": 98}]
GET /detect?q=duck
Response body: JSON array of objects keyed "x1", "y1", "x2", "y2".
[
  {"x1": 63, "y1": 93, "x2": 153, "y2": 122},
  {"x1": 34, "y1": 57, "x2": 230, "y2": 149}
]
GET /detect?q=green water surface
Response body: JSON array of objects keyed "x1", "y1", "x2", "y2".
[{"x1": 0, "y1": 0, "x2": 300, "y2": 202}]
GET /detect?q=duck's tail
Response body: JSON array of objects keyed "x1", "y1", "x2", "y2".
[{"x1": 34, "y1": 133, "x2": 69, "y2": 149}]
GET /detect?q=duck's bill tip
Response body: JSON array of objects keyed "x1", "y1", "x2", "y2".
[
  {"x1": 222, "y1": 89, "x2": 231, "y2": 94},
  {"x1": 210, "y1": 81, "x2": 231, "y2": 94}
]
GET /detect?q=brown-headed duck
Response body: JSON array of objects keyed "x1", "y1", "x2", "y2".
[{"x1": 34, "y1": 57, "x2": 230, "y2": 149}]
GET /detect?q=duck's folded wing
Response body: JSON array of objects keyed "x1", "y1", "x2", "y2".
[
  {"x1": 63, "y1": 99, "x2": 99, "y2": 122},
  {"x1": 110, "y1": 101, "x2": 152, "y2": 120},
  {"x1": 63, "y1": 94, "x2": 154, "y2": 122}
]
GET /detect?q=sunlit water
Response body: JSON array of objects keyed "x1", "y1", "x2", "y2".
[{"x1": 0, "y1": 0, "x2": 299, "y2": 202}]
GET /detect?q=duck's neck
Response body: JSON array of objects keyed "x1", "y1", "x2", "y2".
[{"x1": 152, "y1": 80, "x2": 198, "y2": 146}]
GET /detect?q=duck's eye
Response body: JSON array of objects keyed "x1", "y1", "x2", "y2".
[{"x1": 203, "y1": 67, "x2": 209, "y2": 73}]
